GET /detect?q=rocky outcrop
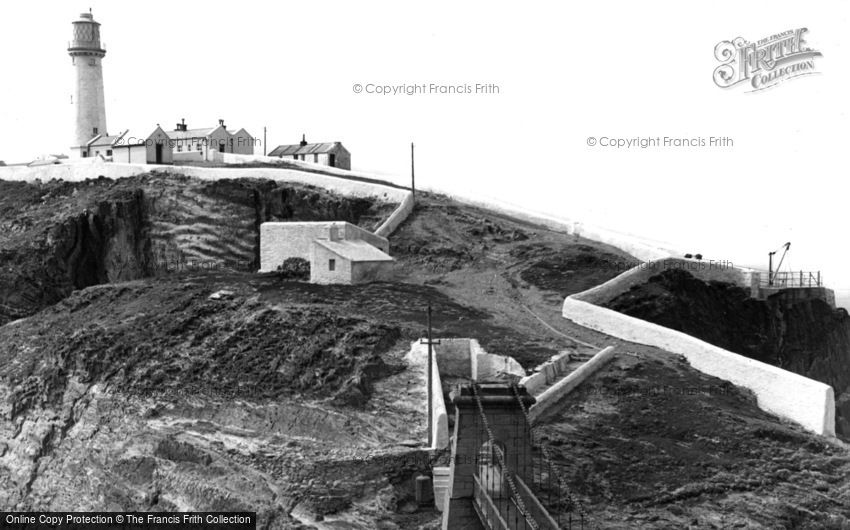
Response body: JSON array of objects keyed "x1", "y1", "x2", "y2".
[
  {"x1": 0, "y1": 189, "x2": 151, "y2": 325},
  {"x1": 604, "y1": 268, "x2": 850, "y2": 438},
  {"x1": 0, "y1": 175, "x2": 396, "y2": 326}
]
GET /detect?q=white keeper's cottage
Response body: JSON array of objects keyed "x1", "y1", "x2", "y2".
[{"x1": 260, "y1": 221, "x2": 393, "y2": 284}]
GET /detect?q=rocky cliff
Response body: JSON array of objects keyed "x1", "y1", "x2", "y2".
[
  {"x1": 603, "y1": 268, "x2": 850, "y2": 438},
  {"x1": 0, "y1": 174, "x2": 395, "y2": 326}
]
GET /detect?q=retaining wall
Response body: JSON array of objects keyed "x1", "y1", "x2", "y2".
[
  {"x1": 375, "y1": 191, "x2": 415, "y2": 238},
  {"x1": 472, "y1": 348, "x2": 525, "y2": 382},
  {"x1": 562, "y1": 296, "x2": 836, "y2": 436},
  {"x1": 0, "y1": 161, "x2": 409, "y2": 201},
  {"x1": 434, "y1": 339, "x2": 474, "y2": 379},
  {"x1": 519, "y1": 351, "x2": 573, "y2": 396},
  {"x1": 430, "y1": 350, "x2": 449, "y2": 450},
  {"x1": 0, "y1": 160, "x2": 416, "y2": 239},
  {"x1": 528, "y1": 346, "x2": 617, "y2": 422},
  {"x1": 405, "y1": 341, "x2": 449, "y2": 450},
  {"x1": 576, "y1": 257, "x2": 759, "y2": 305}
]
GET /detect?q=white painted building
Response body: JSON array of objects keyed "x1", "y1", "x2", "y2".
[
  {"x1": 259, "y1": 221, "x2": 392, "y2": 284},
  {"x1": 310, "y1": 238, "x2": 393, "y2": 284},
  {"x1": 269, "y1": 135, "x2": 351, "y2": 170},
  {"x1": 168, "y1": 120, "x2": 255, "y2": 161},
  {"x1": 72, "y1": 127, "x2": 173, "y2": 164},
  {"x1": 112, "y1": 126, "x2": 174, "y2": 164},
  {"x1": 228, "y1": 128, "x2": 256, "y2": 155}
]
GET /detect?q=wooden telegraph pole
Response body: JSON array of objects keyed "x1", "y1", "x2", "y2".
[
  {"x1": 420, "y1": 305, "x2": 440, "y2": 445},
  {"x1": 263, "y1": 127, "x2": 267, "y2": 156}
]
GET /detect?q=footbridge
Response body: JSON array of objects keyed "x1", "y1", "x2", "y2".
[{"x1": 441, "y1": 382, "x2": 594, "y2": 530}]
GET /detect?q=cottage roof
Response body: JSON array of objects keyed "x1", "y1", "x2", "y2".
[
  {"x1": 268, "y1": 142, "x2": 343, "y2": 157},
  {"x1": 314, "y1": 239, "x2": 393, "y2": 262},
  {"x1": 87, "y1": 131, "x2": 127, "y2": 147},
  {"x1": 165, "y1": 127, "x2": 217, "y2": 140}
]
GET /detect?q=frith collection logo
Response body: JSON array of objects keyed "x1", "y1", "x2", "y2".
[{"x1": 713, "y1": 28, "x2": 822, "y2": 92}]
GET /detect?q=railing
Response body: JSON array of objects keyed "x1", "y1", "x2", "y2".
[
  {"x1": 471, "y1": 385, "x2": 543, "y2": 530},
  {"x1": 511, "y1": 384, "x2": 594, "y2": 529},
  {"x1": 761, "y1": 270, "x2": 822, "y2": 288},
  {"x1": 474, "y1": 474, "x2": 511, "y2": 530}
]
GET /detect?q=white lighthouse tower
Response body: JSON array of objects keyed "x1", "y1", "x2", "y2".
[{"x1": 69, "y1": 10, "x2": 108, "y2": 151}]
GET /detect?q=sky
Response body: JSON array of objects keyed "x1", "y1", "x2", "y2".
[{"x1": 1, "y1": 1, "x2": 849, "y2": 302}]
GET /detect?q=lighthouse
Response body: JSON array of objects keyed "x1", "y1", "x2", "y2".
[{"x1": 69, "y1": 10, "x2": 107, "y2": 150}]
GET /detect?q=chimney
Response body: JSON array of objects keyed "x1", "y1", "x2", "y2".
[
  {"x1": 219, "y1": 119, "x2": 225, "y2": 128},
  {"x1": 176, "y1": 118, "x2": 186, "y2": 132},
  {"x1": 300, "y1": 134, "x2": 307, "y2": 147}
]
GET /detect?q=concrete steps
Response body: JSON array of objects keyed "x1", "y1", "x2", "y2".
[
  {"x1": 532, "y1": 356, "x2": 590, "y2": 395},
  {"x1": 432, "y1": 466, "x2": 451, "y2": 511}
]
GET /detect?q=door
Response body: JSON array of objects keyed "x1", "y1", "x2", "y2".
[
  {"x1": 155, "y1": 144, "x2": 163, "y2": 164},
  {"x1": 329, "y1": 153, "x2": 336, "y2": 167}
]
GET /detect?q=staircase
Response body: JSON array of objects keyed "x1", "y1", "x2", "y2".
[{"x1": 529, "y1": 352, "x2": 593, "y2": 396}]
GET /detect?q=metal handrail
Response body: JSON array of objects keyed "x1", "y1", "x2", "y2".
[
  {"x1": 473, "y1": 474, "x2": 511, "y2": 530},
  {"x1": 761, "y1": 270, "x2": 822, "y2": 288},
  {"x1": 472, "y1": 384, "x2": 541, "y2": 530},
  {"x1": 515, "y1": 475, "x2": 562, "y2": 530}
]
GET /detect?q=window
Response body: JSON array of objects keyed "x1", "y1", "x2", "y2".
[
  {"x1": 106, "y1": 150, "x2": 112, "y2": 156},
  {"x1": 93, "y1": 128, "x2": 98, "y2": 135},
  {"x1": 328, "y1": 259, "x2": 336, "y2": 271},
  {"x1": 177, "y1": 145, "x2": 182, "y2": 152},
  {"x1": 313, "y1": 154, "x2": 318, "y2": 163}
]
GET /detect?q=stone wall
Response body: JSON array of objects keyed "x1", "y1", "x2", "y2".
[
  {"x1": 375, "y1": 192, "x2": 415, "y2": 238},
  {"x1": 405, "y1": 341, "x2": 449, "y2": 451},
  {"x1": 350, "y1": 260, "x2": 392, "y2": 284},
  {"x1": 471, "y1": 343, "x2": 525, "y2": 382},
  {"x1": 528, "y1": 346, "x2": 617, "y2": 422},
  {"x1": 518, "y1": 351, "x2": 573, "y2": 396},
  {"x1": 562, "y1": 295, "x2": 836, "y2": 436},
  {"x1": 434, "y1": 339, "x2": 473, "y2": 379},
  {"x1": 0, "y1": 162, "x2": 410, "y2": 204},
  {"x1": 577, "y1": 258, "x2": 760, "y2": 305}
]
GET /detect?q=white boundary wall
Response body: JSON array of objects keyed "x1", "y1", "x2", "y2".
[
  {"x1": 562, "y1": 296, "x2": 836, "y2": 436},
  {"x1": 375, "y1": 192, "x2": 415, "y2": 238},
  {"x1": 0, "y1": 161, "x2": 415, "y2": 238},
  {"x1": 406, "y1": 341, "x2": 449, "y2": 450}
]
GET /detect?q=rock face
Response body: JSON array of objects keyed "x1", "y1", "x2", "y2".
[
  {"x1": 0, "y1": 174, "x2": 395, "y2": 326},
  {"x1": 603, "y1": 268, "x2": 850, "y2": 438},
  {"x1": 0, "y1": 186, "x2": 152, "y2": 324},
  {"x1": 0, "y1": 278, "x2": 419, "y2": 523}
]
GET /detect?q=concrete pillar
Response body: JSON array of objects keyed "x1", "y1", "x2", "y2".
[{"x1": 442, "y1": 384, "x2": 535, "y2": 530}]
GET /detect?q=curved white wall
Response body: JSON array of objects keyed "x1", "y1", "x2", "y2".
[{"x1": 562, "y1": 296, "x2": 835, "y2": 436}]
